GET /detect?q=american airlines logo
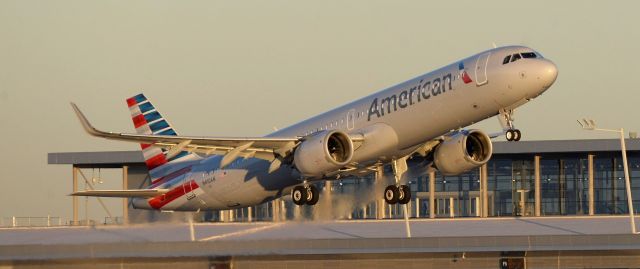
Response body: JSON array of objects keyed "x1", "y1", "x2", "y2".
[
  {"x1": 368, "y1": 72, "x2": 454, "y2": 121},
  {"x1": 459, "y1": 62, "x2": 473, "y2": 84}
]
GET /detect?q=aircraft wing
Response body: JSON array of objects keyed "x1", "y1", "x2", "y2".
[
  {"x1": 71, "y1": 189, "x2": 169, "y2": 198},
  {"x1": 70, "y1": 103, "x2": 302, "y2": 163}
]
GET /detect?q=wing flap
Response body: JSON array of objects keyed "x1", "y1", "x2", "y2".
[{"x1": 70, "y1": 189, "x2": 169, "y2": 198}]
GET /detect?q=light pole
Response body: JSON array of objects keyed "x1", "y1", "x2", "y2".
[{"x1": 578, "y1": 119, "x2": 637, "y2": 234}]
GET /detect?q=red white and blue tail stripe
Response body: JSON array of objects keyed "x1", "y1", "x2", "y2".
[{"x1": 126, "y1": 94, "x2": 199, "y2": 182}]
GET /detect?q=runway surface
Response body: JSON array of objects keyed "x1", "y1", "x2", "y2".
[{"x1": 1, "y1": 215, "x2": 637, "y2": 245}]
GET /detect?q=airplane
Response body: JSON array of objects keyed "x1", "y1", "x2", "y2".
[{"x1": 71, "y1": 45, "x2": 558, "y2": 211}]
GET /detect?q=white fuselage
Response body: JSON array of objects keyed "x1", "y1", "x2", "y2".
[{"x1": 133, "y1": 45, "x2": 558, "y2": 211}]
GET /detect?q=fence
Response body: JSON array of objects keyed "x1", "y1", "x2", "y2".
[
  {"x1": 1, "y1": 216, "x2": 125, "y2": 227},
  {"x1": 0, "y1": 216, "x2": 63, "y2": 227}
]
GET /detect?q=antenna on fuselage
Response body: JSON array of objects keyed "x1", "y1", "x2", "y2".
[{"x1": 492, "y1": 42, "x2": 497, "y2": 48}]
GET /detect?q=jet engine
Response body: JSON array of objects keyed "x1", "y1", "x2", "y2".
[
  {"x1": 433, "y1": 130, "x2": 493, "y2": 175},
  {"x1": 294, "y1": 130, "x2": 354, "y2": 178}
]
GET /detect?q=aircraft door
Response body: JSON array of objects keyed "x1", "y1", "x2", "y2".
[
  {"x1": 181, "y1": 173, "x2": 209, "y2": 209},
  {"x1": 475, "y1": 52, "x2": 491, "y2": 86},
  {"x1": 347, "y1": 109, "x2": 355, "y2": 130},
  {"x1": 183, "y1": 175, "x2": 196, "y2": 201}
]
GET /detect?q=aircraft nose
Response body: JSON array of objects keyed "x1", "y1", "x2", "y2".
[{"x1": 540, "y1": 59, "x2": 558, "y2": 88}]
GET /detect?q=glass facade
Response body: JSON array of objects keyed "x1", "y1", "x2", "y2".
[
  {"x1": 538, "y1": 157, "x2": 589, "y2": 215},
  {"x1": 209, "y1": 151, "x2": 640, "y2": 222}
]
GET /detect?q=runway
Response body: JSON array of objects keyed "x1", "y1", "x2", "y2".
[
  {"x1": 2, "y1": 216, "x2": 640, "y2": 268},
  {"x1": 1, "y1": 215, "x2": 637, "y2": 245}
]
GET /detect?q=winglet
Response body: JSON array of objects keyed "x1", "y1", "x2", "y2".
[{"x1": 70, "y1": 102, "x2": 106, "y2": 137}]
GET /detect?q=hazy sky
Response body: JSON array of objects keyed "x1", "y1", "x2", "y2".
[{"x1": 1, "y1": 1, "x2": 639, "y2": 221}]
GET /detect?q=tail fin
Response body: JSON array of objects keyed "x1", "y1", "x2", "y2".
[{"x1": 126, "y1": 93, "x2": 198, "y2": 181}]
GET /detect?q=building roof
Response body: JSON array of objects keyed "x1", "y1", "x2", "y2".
[
  {"x1": 47, "y1": 151, "x2": 144, "y2": 167},
  {"x1": 47, "y1": 139, "x2": 640, "y2": 166},
  {"x1": 492, "y1": 138, "x2": 640, "y2": 154}
]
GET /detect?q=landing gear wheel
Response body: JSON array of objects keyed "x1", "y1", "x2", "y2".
[
  {"x1": 399, "y1": 185, "x2": 412, "y2": 204},
  {"x1": 306, "y1": 185, "x2": 319, "y2": 205},
  {"x1": 513, "y1": 129, "x2": 521, "y2": 141},
  {"x1": 506, "y1": 129, "x2": 522, "y2": 142},
  {"x1": 292, "y1": 186, "x2": 307, "y2": 206},
  {"x1": 384, "y1": 185, "x2": 400, "y2": 204},
  {"x1": 506, "y1": 129, "x2": 515, "y2": 141}
]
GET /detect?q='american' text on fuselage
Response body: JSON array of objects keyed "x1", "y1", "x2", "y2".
[{"x1": 368, "y1": 73, "x2": 453, "y2": 121}]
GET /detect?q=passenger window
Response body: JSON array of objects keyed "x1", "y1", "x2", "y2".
[
  {"x1": 511, "y1": 54, "x2": 521, "y2": 62},
  {"x1": 521, "y1": 52, "x2": 537, "y2": 58},
  {"x1": 503, "y1": 55, "x2": 511, "y2": 64}
]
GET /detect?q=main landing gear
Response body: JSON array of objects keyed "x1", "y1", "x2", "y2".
[
  {"x1": 499, "y1": 108, "x2": 521, "y2": 142},
  {"x1": 382, "y1": 157, "x2": 412, "y2": 205},
  {"x1": 291, "y1": 184, "x2": 319, "y2": 206},
  {"x1": 383, "y1": 157, "x2": 413, "y2": 237},
  {"x1": 384, "y1": 184, "x2": 411, "y2": 204}
]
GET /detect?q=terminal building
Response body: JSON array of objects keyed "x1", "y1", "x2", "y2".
[
  {"x1": 47, "y1": 139, "x2": 640, "y2": 223},
  {"x1": 7, "y1": 138, "x2": 638, "y2": 269}
]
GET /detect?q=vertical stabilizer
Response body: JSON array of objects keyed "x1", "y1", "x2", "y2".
[{"x1": 126, "y1": 94, "x2": 199, "y2": 182}]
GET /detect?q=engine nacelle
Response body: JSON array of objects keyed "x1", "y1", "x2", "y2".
[
  {"x1": 294, "y1": 130, "x2": 354, "y2": 178},
  {"x1": 433, "y1": 130, "x2": 493, "y2": 175}
]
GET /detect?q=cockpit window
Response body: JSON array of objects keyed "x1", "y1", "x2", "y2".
[
  {"x1": 511, "y1": 53, "x2": 522, "y2": 62},
  {"x1": 503, "y1": 55, "x2": 511, "y2": 64},
  {"x1": 503, "y1": 52, "x2": 540, "y2": 65}
]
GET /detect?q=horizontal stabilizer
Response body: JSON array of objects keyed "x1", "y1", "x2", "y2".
[{"x1": 70, "y1": 189, "x2": 169, "y2": 198}]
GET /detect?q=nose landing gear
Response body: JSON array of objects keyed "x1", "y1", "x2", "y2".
[
  {"x1": 499, "y1": 108, "x2": 522, "y2": 142},
  {"x1": 505, "y1": 129, "x2": 521, "y2": 142}
]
